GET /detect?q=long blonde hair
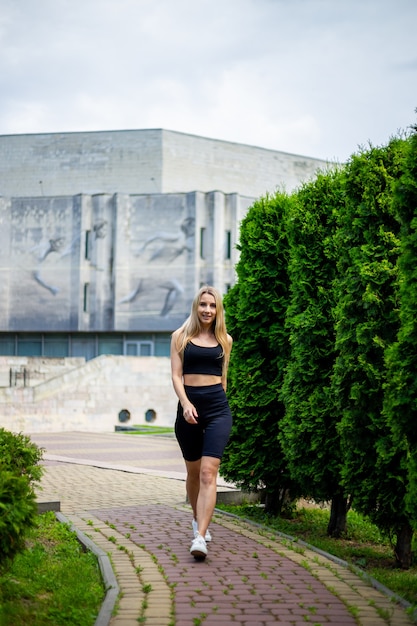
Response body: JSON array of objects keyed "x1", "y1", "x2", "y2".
[{"x1": 174, "y1": 285, "x2": 230, "y2": 371}]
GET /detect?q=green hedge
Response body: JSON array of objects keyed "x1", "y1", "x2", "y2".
[
  {"x1": 221, "y1": 126, "x2": 417, "y2": 567},
  {"x1": 0, "y1": 429, "x2": 44, "y2": 570}
]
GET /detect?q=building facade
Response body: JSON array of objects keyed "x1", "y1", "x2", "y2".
[
  {"x1": 0, "y1": 128, "x2": 329, "y2": 360},
  {"x1": 0, "y1": 190, "x2": 252, "y2": 359},
  {"x1": 0, "y1": 129, "x2": 329, "y2": 431}
]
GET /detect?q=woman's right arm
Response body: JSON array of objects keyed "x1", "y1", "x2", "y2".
[{"x1": 170, "y1": 333, "x2": 198, "y2": 423}]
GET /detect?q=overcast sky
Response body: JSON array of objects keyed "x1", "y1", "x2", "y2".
[{"x1": 0, "y1": 0, "x2": 416, "y2": 162}]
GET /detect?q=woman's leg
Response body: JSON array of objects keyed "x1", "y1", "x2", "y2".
[
  {"x1": 195, "y1": 455, "x2": 220, "y2": 538},
  {"x1": 185, "y1": 459, "x2": 201, "y2": 520}
]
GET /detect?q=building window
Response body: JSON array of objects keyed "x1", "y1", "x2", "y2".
[
  {"x1": 0, "y1": 334, "x2": 15, "y2": 355},
  {"x1": 200, "y1": 227, "x2": 206, "y2": 259},
  {"x1": 44, "y1": 335, "x2": 69, "y2": 357},
  {"x1": 85, "y1": 230, "x2": 92, "y2": 260},
  {"x1": 225, "y1": 230, "x2": 231, "y2": 260},
  {"x1": 118, "y1": 409, "x2": 131, "y2": 423},
  {"x1": 0, "y1": 332, "x2": 171, "y2": 360},
  {"x1": 145, "y1": 409, "x2": 156, "y2": 423},
  {"x1": 154, "y1": 335, "x2": 170, "y2": 356},
  {"x1": 83, "y1": 283, "x2": 89, "y2": 312},
  {"x1": 98, "y1": 335, "x2": 124, "y2": 355},
  {"x1": 124, "y1": 341, "x2": 154, "y2": 356},
  {"x1": 17, "y1": 335, "x2": 42, "y2": 357},
  {"x1": 70, "y1": 335, "x2": 96, "y2": 360}
]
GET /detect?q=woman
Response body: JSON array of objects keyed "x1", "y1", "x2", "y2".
[{"x1": 171, "y1": 285, "x2": 233, "y2": 560}]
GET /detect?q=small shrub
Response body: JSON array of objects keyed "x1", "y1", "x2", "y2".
[
  {"x1": 0, "y1": 428, "x2": 44, "y2": 570},
  {"x1": 0, "y1": 428, "x2": 44, "y2": 483}
]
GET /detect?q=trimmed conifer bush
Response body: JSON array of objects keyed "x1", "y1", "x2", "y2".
[{"x1": 0, "y1": 428, "x2": 44, "y2": 570}]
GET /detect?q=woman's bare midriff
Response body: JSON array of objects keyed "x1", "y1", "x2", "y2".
[{"x1": 183, "y1": 374, "x2": 222, "y2": 386}]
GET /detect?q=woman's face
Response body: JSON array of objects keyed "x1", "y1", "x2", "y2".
[{"x1": 197, "y1": 292, "x2": 217, "y2": 327}]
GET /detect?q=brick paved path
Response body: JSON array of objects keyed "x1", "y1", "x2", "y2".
[{"x1": 31, "y1": 432, "x2": 414, "y2": 626}]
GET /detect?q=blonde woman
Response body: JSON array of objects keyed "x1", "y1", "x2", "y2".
[{"x1": 171, "y1": 285, "x2": 233, "y2": 560}]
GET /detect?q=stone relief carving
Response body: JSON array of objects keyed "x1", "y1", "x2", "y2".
[
  {"x1": 135, "y1": 216, "x2": 194, "y2": 263},
  {"x1": 5, "y1": 195, "x2": 197, "y2": 330},
  {"x1": 119, "y1": 217, "x2": 194, "y2": 317},
  {"x1": 29, "y1": 219, "x2": 108, "y2": 297},
  {"x1": 30, "y1": 235, "x2": 79, "y2": 296},
  {"x1": 118, "y1": 277, "x2": 184, "y2": 317}
]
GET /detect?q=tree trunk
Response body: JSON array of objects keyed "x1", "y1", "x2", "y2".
[
  {"x1": 327, "y1": 493, "x2": 349, "y2": 537},
  {"x1": 264, "y1": 488, "x2": 292, "y2": 516},
  {"x1": 395, "y1": 522, "x2": 413, "y2": 569}
]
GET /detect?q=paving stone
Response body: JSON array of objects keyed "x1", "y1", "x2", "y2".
[{"x1": 33, "y1": 432, "x2": 414, "y2": 626}]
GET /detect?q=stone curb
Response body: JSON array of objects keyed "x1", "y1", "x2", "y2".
[
  {"x1": 55, "y1": 512, "x2": 119, "y2": 626},
  {"x1": 65, "y1": 512, "x2": 172, "y2": 626}
]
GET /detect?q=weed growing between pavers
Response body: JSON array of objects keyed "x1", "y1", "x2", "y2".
[
  {"x1": 102, "y1": 519, "x2": 176, "y2": 625},
  {"x1": 217, "y1": 503, "x2": 417, "y2": 608},
  {"x1": 92, "y1": 504, "x2": 365, "y2": 625}
]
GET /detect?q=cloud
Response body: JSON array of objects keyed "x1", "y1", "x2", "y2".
[{"x1": 0, "y1": 0, "x2": 416, "y2": 161}]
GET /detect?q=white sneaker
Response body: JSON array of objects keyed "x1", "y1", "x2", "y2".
[
  {"x1": 192, "y1": 519, "x2": 212, "y2": 542},
  {"x1": 190, "y1": 533, "x2": 207, "y2": 559}
]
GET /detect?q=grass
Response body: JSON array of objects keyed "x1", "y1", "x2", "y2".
[
  {"x1": 216, "y1": 502, "x2": 417, "y2": 611},
  {"x1": 0, "y1": 512, "x2": 104, "y2": 626},
  {"x1": 118, "y1": 424, "x2": 175, "y2": 435}
]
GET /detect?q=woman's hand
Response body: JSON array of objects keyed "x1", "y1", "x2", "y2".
[{"x1": 182, "y1": 402, "x2": 198, "y2": 424}]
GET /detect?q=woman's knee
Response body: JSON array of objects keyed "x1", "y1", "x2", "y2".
[
  {"x1": 186, "y1": 459, "x2": 201, "y2": 481},
  {"x1": 200, "y1": 457, "x2": 220, "y2": 486}
]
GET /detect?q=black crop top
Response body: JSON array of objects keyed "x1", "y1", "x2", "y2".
[{"x1": 183, "y1": 342, "x2": 223, "y2": 376}]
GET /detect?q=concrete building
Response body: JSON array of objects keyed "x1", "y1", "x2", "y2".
[
  {"x1": 0, "y1": 128, "x2": 327, "y2": 198},
  {"x1": 0, "y1": 129, "x2": 329, "y2": 432}
]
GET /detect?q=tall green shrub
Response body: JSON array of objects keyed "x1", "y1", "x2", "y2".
[
  {"x1": 0, "y1": 429, "x2": 44, "y2": 570},
  {"x1": 280, "y1": 169, "x2": 348, "y2": 536},
  {"x1": 331, "y1": 138, "x2": 412, "y2": 566},
  {"x1": 221, "y1": 193, "x2": 297, "y2": 514},
  {"x1": 383, "y1": 126, "x2": 417, "y2": 565}
]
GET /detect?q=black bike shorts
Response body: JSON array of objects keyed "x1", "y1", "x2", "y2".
[{"x1": 175, "y1": 383, "x2": 233, "y2": 462}]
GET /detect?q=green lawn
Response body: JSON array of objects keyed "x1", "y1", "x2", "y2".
[
  {"x1": 0, "y1": 512, "x2": 104, "y2": 626},
  {"x1": 117, "y1": 424, "x2": 174, "y2": 435}
]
